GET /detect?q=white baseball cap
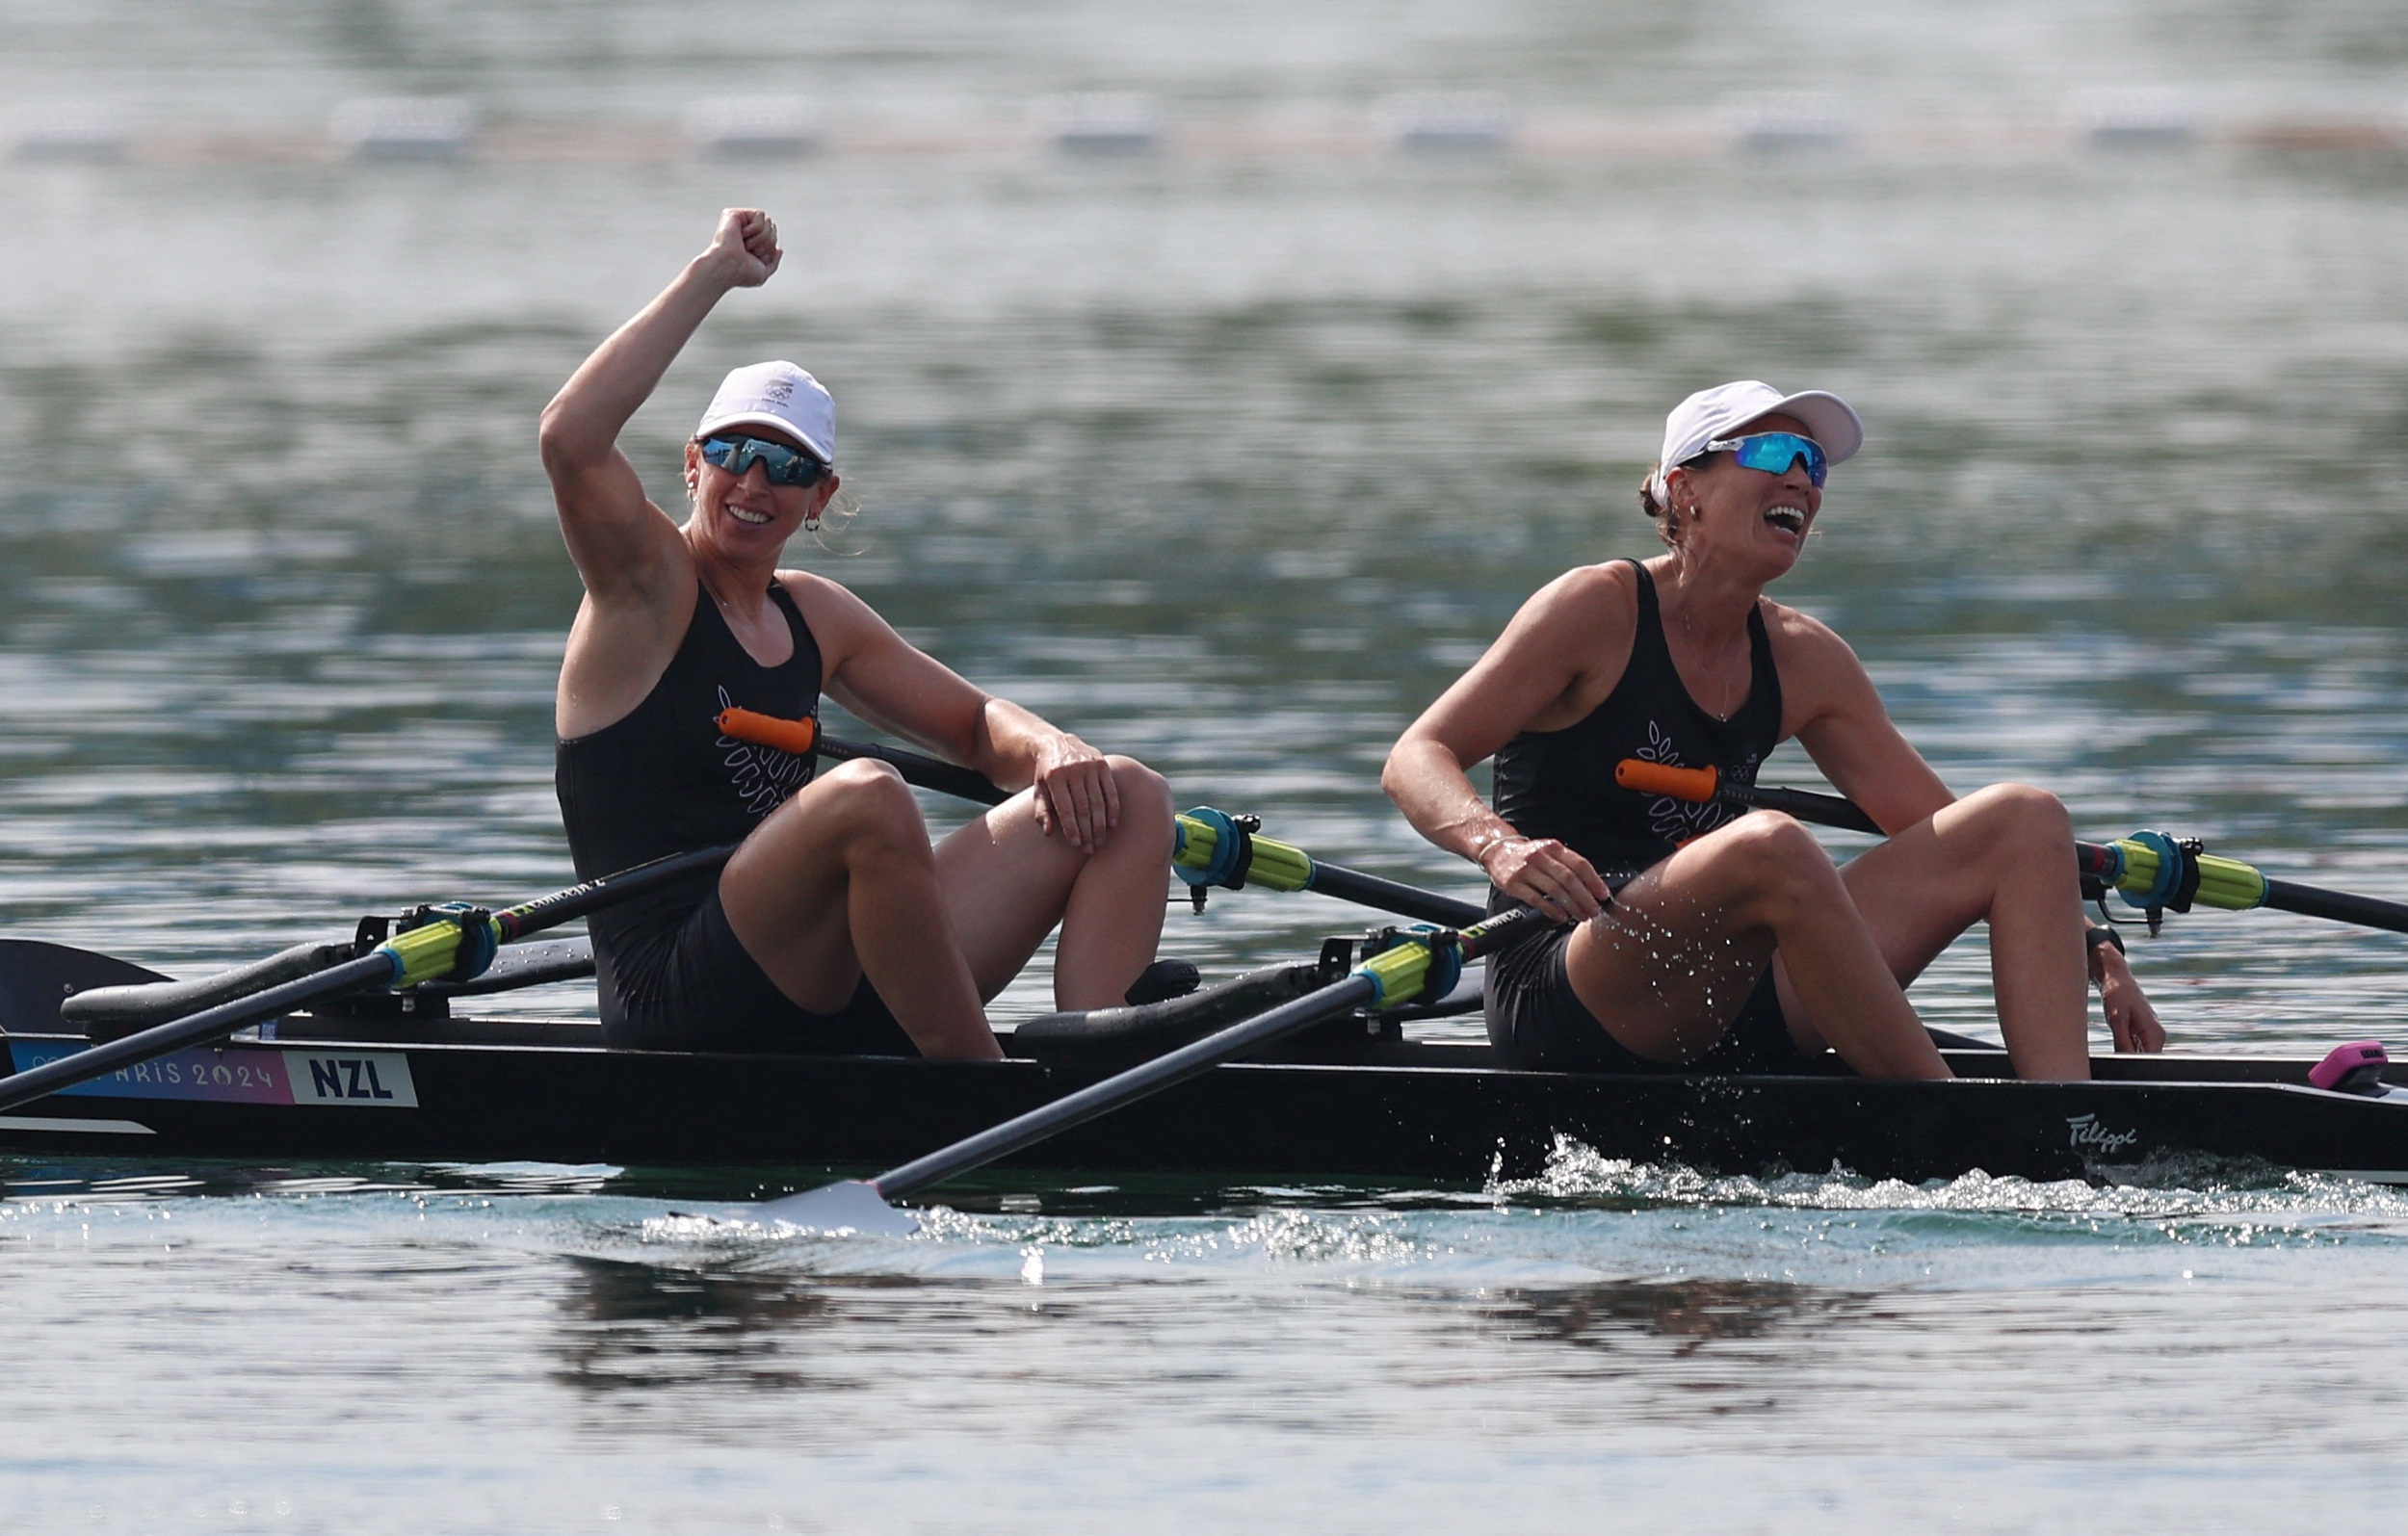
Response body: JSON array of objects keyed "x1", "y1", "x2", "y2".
[
  {"x1": 1647, "y1": 380, "x2": 1863, "y2": 508},
  {"x1": 695, "y1": 360, "x2": 836, "y2": 464}
]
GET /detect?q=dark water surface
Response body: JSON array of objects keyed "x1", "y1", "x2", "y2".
[{"x1": 4, "y1": 1, "x2": 2407, "y2": 1529}]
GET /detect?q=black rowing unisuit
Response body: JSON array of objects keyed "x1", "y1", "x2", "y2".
[
  {"x1": 555, "y1": 580, "x2": 822, "y2": 1027},
  {"x1": 1489, "y1": 557, "x2": 1783, "y2": 895},
  {"x1": 1479, "y1": 558, "x2": 1804, "y2": 1074}
]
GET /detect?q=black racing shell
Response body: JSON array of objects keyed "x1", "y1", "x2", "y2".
[{"x1": 555, "y1": 580, "x2": 822, "y2": 1024}]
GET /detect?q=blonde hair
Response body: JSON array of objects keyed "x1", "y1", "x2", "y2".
[{"x1": 805, "y1": 485, "x2": 864, "y2": 554}]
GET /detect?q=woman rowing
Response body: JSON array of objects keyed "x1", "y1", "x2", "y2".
[
  {"x1": 1384, "y1": 381, "x2": 2162, "y2": 1080},
  {"x1": 542, "y1": 208, "x2": 1173, "y2": 1059}
]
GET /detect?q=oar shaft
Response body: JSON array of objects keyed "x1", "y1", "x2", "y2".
[
  {"x1": 1303, "y1": 865, "x2": 1484, "y2": 927},
  {"x1": 875, "y1": 974, "x2": 1380, "y2": 1201},
  {"x1": 1172, "y1": 811, "x2": 1488, "y2": 926},
  {"x1": 0, "y1": 954, "x2": 396, "y2": 1114},
  {"x1": 860, "y1": 904, "x2": 1552, "y2": 1202},
  {"x1": 1718, "y1": 780, "x2": 1883, "y2": 837},
  {"x1": 0, "y1": 846, "x2": 746, "y2": 1114},
  {"x1": 495, "y1": 846, "x2": 735, "y2": 939},
  {"x1": 1621, "y1": 754, "x2": 2408, "y2": 941},
  {"x1": 736, "y1": 719, "x2": 1490, "y2": 929},
  {"x1": 738, "y1": 718, "x2": 1500, "y2": 929},
  {"x1": 815, "y1": 735, "x2": 1009, "y2": 808},
  {"x1": 2264, "y1": 878, "x2": 2408, "y2": 937}
]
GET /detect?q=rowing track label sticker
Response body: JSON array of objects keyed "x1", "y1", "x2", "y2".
[{"x1": 6, "y1": 1043, "x2": 419, "y2": 1109}]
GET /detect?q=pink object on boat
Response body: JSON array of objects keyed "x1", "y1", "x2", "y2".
[{"x1": 2309, "y1": 1040, "x2": 2390, "y2": 1093}]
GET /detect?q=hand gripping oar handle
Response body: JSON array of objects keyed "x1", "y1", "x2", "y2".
[
  {"x1": 756, "y1": 904, "x2": 1556, "y2": 1228},
  {"x1": 0, "y1": 845, "x2": 736, "y2": 1115},
  {"x1": 1614, "y1": 759, "x2": 1883, "y2": 837},
  {"x1": 1615, "y1": 757, "x2": 2408, "y2": 939}
]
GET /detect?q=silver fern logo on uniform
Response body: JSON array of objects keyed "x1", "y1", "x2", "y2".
[
  {"x1": 715, "y1": 686, "x2": 812, "y2": 815},
  {"x1": 1634, "y1": 723, "x2": 1761, "y2": 846}
]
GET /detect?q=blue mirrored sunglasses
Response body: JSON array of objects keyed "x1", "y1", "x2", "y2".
[
  {"x1": 699, "y1": 433, "x2": 830, "y2": 488},
  {"x1": 1702, "y1": 431, "x2": 1828, "y2": 487}
]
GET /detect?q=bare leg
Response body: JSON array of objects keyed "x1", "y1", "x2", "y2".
[
  {"x1": 717, "y1": 758, "x2": 999, "y2": 1059},
  {"x1": 934, "y1": 757, "x2": 1174, "y2": 1009},
  {"x1": 1562, "y1": 811, "x2": 1950, "y2": 1080},
  {"x1": 1777, "y1": 783, "x2": 2091, "y2": 1080}
]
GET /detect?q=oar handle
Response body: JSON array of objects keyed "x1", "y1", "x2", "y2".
[
  {"x1": 717, "y1": 709, "x2": 1012, "y2": 808},
  {"x1": 1615, "y1": 758, "x2": 1883, "y2": 837}
]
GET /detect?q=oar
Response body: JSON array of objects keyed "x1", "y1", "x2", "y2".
[
  {"x1": 718, "y1": 708, "x2": 1008, "y2": 807},
  {"x1": 717, "y1": 709, "x2": 1488, "y2": 927},
  {"x1": 753, "y1": 904, "x2": 1557, "y2": 1235},
  {"x1": 42, "y1": 936, "x2": 597, "y2": 1040},
  {"x1": 1169, "y1": 807, "x2": 1485, "y2": 927},
  {"x1": 1614, "y1": 758, "x2": 2408, "y2": 937},
  {"x1": 0, "y1": 846, "x2": 733, "y2": 1115}
]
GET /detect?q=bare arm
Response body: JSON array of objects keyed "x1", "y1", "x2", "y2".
[
  {"x1": 540, "y1": 210, "x2": 783, "y2": 736},
  {"x1": 1777, "y1": 612, "x2": 1955, "y2": 834},
  {"x1": 1382, "y1": 567, "x2": 1628, "y2": 920},
  {"x1": 537, "y1": 209, "x2": 782, "y2": 608},
  {"x1": 792, "y1": 575, "x2": 1129, "y2": 854}
]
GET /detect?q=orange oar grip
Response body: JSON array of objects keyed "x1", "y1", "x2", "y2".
[
  {"x1": 717, "y1": 708, "x2": 820, "y2": 757},
  {"x1": 1613, "y1": 758, "x2": 1719, "y2": 804}
]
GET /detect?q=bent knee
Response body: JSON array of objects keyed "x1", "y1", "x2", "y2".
[
  {"x1": 810, "y1": 758, "x2": 929, "y2": 842},
  {"x1": 1704, "y1": 811, "x2": 1840, "y2": 900},
  {"x1": 1716, "y1": 810, "x2": 1826, "y2": 867},
  {"x1": 1963, "y1": 782, "x2": 2072, "y2": 845},
  {"x1": 1105, "y1": 756, "x2": 1173, "y2": 817},
  {"x1": 817, "y1": 754, "x2": 909, "y2": 797}
]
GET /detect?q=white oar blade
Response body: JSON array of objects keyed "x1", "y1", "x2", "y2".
[{"x1": 755, "y1": 1179, "x2": 918, "y2": 1237}]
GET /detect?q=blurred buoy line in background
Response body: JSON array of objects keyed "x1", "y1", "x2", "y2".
[{"x1": 8, "y1": 90, "x2": 2408, "y2": 167}]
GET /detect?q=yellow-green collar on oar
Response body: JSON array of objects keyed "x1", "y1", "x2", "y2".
[
  {"x1": 376, "y1": 902, "x2": 504, "y2": 989},
  {"x1": 2087, "y1": 833, "x2": 2270, "y2": 915},
  {"x1": 1169, "y1": 807, "x2": 1489, "y2": 927},
  {"x1": 1173, "y1": 808, "x2": 1316, "y2": 894}
]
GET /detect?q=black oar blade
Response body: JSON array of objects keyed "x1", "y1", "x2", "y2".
[
  {"x1": 755, "y1": 1179, "x2": 919, "y2": 1236},
  {"x1": 0, "y1": 940, "x2": 169, "y2": 1035}
]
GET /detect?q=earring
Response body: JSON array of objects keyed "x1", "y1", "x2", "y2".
[{"x1": 803, "y1": 509, "x2": 822, "y2": 532}]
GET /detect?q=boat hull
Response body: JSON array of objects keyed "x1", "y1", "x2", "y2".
[{"x1": 4, "y1": 1028, "x2": 2406, "y2": 1185}]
